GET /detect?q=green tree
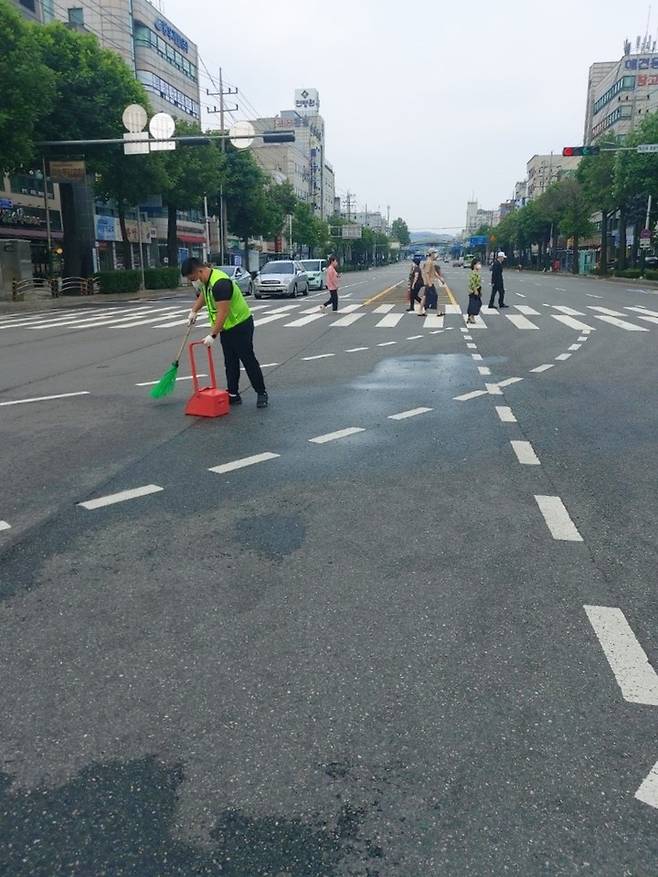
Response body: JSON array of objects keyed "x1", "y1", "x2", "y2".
[
  {"x1": 160, "y1": 121, "x2": 223, "y2": 266},
  {"x1": 0, "y1": 1, "x2": 54, "y2": 174},
  {"x1": 577, "y1": 135, "x2": 619, "y2": 274},
  {"x1": 223, "y1": 146, "x2": 274, "y2": 264},
  {"x1": 391, "y1": 217, "x2": 410, "y2": 246},
  {"x1": 556, "y1": 179, "x2": 593, "y2": 274}
]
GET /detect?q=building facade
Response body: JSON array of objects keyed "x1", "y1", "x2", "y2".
[
  {"x1": 584, "y1": 42, "x2": 658, "y2": 143},
  {"x1": 526, "y1": 154, "x2": 581, "y2": 200}
]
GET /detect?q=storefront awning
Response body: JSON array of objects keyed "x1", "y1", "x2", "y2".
[
  {"x1": 178, "y1": 233, "x2": 205, "y2": 244},
  {"x1": 0, "y1": 227, "x2": 63, "y2": 241}
]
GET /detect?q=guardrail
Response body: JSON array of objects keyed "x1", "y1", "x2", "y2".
[{"x1": 11, "y1": 278, "x2": 55, "y2": 301}]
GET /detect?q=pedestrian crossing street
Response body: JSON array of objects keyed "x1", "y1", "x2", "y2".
[{"x1": 0, "y1": 301, "x2": 656, "y2": 336}]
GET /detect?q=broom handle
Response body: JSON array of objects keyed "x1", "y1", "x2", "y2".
[{"x1": 174, "y1": 323, "x2": 194, "y2": 365}]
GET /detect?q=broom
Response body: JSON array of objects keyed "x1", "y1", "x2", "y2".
[{"x1": 150, "y1": 323, "x2": 194, "y2": 399}]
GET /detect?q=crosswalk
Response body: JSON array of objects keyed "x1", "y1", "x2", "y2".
[{"x1": 1, "y1": 301, "x2": 656, "y2": 337}]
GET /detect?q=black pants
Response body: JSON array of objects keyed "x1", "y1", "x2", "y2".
[
  {"x1": 220, "y1": 316, "x2": 266, "y2": 396},
  {"x1": 489, "y1": 282, "x2": 505, "y2": 308},
  {"x1": 323, "y1": 289, "x2": 338, "y2": 311}
]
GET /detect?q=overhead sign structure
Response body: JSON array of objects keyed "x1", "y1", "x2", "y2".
[
  {"x1": 122, "y1": 105, "x2": 176, "y2": 154},
  {"x1": 342, "y1": 225, "x2": 362, "y2": 239},
  {"x1": 637, "y1": 143, "x2": 658, "y2": 154},
  {"x1": 149, "y1": 112, "x2": 176, "y2": 151},
  {"x1": 469, "y1": 235, "x2": 487, "y2": 246},
  {"x1": 229, "y1": 121, "x2": 255, "y2": 150}
]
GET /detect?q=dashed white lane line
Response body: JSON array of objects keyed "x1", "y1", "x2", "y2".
[
  {"x1": 454, "y1": 389, "x2": 488, "y2": 401},
  {"x1": 376, "y1": 313, "x2": 405, "y2": 328},
  {"x1": 136, "y1": 374, "x2": 206, "y2": 387},
  {"x1": 511, "y1": 440, "x2": 541, "y2": 465},
  {"x1": 466, "y1": 342, "x2": 477, "y2": 349},
  {"x1": 568, "y1": 343, "x2": 582, "y2": 351},
  {"x1": 555, "y1": 287, "x2": 567, "y2": 292},
  {"x1": 584, "y1": 605, "x2": 658, "y2": 706},
  {"x1": 471, "y1": 353, "x2": 483, "y2": 361},
  {"x1": 209, "y1": 452, "x2": 280, "y2": 475},
  {"x1": 241, "y1": 363, "x2": 278, "y2": 372},
  {"x1": 309, "y1": 427, "x2": 365, "y2": 444},
  {"x1": 406, "y1": 335, "x2": 423, "y2": 340},
  {"x1": 586, "y1": 293, "x2": 603, "y2": 299},
  {"x1": 485, "y1": 383, "x2": 503, "y2": 395},
  {"x1": 636, "y1": 761, "x2": 658, "y2": 810},
  {"x1": 79, "y1": 484, "x2": 163, "y2": 510},
  {"x1": 0, "y1": 391, "x2": 90, "y2": 407},
  {"x1": 478, "y1": 366, "x2": 491, "y2": 376},
  {"x1": 378, "y1": 341, "x2": 397, "y2": 347},
  {"x1": 552, "y1": 314, "x2": 596, "y2": 333},
  {"x1": 513, "y1": 292, "x2": 526, "y2": 298},
  {"x1": 345, "y1": 346, "x2": 369, "y2": 352},
  {"x1": 464, "y1": 335, "x2": 473, "y2": 340},
  {"x1": 331, "y1": 313, "x2": 364, "y2": 327},
  {"x1": 505, "y1": 314, "x2": 540, "y2": 330},
  {"x1": 498, "y1": 377, "x2": 523, "y2": 387},
  {"x1": 577, "y1": 335, "x2": 588, "y2": 341},
  {"x1": 388, "y1": 407, "x2": 433, "y2": 421},
  {"x1": 515, "y1": 305, "x2": 541, "y2": 316},
  {"x1": 373, "y1": 304, "x2": 396, "y2": 313},
  {"x1": 302, "y1": 353, "x2": 335, "y2": 361},
  {"x1": 534, "y1": 495, "x2": 583, "y2": 542},
  {"x1": 593, "y1": 315, "x2": 649, "y2": 331},
  {"x1": 495, "y1": 406, "x2": 517, "y2": 423},
  {"x1": 460, "y1": 328, "x2": 469, "y2": 333},
  {"x1": 0, "y1": 521, "x2": 11, "y2": 532},
  {"x1": 556, "y1": 353, "x2": 572, "y2": 361},
  {"x1": 530, "y1": 364, "x2": 554, "y2": 373}
]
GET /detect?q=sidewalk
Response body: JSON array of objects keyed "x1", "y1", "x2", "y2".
[{"x1": 0, "y1": 286, "x2": 186, "y2": 316}]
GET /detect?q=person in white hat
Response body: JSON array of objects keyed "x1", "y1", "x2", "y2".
[{"x1": 489, "y1": 251, "x2": 508, "y2": 309}]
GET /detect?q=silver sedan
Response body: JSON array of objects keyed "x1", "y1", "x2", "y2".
[{"x1": 253, "y1": 261, "x2": 309, "y2": 299}]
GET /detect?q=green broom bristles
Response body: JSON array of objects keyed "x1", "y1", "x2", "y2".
[{"x1": 150, "y1": 361, "x2": 179, "y2": 398}]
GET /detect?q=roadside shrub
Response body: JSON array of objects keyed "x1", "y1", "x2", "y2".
[
  {"x1": 96, "y1": 270, "x2": 142, "y2": 294},
  {"x1": 613, "y1": 268, "x2": 642, "y2": 279},
  {"x1": 144, "y1": 267, "x2": 180, "y2": 290},
  {"x1": 644, "y1": 269, "x2": 658, "y2": 281}
]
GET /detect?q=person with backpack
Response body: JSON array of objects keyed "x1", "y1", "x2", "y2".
[{"x1": 407, "y1": 255, "x2": 424, "y2": 311}]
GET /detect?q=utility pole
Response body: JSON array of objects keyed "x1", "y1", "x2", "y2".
[
  {"x1": 344, "y1": 191, "x2": 355, "y2": 221},
  {"x1": 41, "y1": 156, "x2": 52, "y2": 276},
  {"x1": 207, "y1": 68, "x2": 238, "y2": 264}
]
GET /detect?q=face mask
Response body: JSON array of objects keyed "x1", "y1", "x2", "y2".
[
  {"x1": 192, "y1": 280, "x2": 202, "y2": 291},
  {"x1": 475, "y1": 264, "x2": 482, "y2": 271}
]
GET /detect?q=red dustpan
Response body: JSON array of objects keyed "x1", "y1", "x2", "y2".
[{"x1": 184, "y1": 341, "x2": 230, "y2": 418}]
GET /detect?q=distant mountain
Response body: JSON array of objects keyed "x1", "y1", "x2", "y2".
[{"x1": 409, "y1": 231, "x2": 454, "y2": 243}]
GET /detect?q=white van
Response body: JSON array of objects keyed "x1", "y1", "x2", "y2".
[{"x1": 300, "y1": 258, "x2": 327, "y2": 290}]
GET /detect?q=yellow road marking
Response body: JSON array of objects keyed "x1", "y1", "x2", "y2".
[
  {"x1": 363, "y1": 281, "x2": 405, "y2": 306},
  {"x1": 444, "y1": 284, "x2": 458, "y2": 307}
]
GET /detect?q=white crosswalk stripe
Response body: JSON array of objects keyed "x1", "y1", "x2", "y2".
[
  {"x1": 593, "y1": 315, "x2": 649, "y2": 332},
  {"x1": 423, "y1": 314, "x2": 444, "y2": 329},
  {"x1": 515, "y1": 305, "x2": 541, "y2": 316},
  {"x1": 375, "y1": 313, "x2": 405, "y2": 328},
  {"x1": 284, "y1": 313, "x2": 326, "y2": 327},
  {"x1": 505, "y1": 314, "x2": 539, "y2": 330},
  {"x1": 462, "y1": 314, "x2": 487, "y2": 328},
  {"x1": 373, "y1": 304, "x2": 396, "y2": 314},
  {"x1": 331, "y1": 313, "x2": 365, "y2": 327},
  {"x1": 551, "y1": 305, "x2": 585, "y2": 316},
  {"x1": 551, "y1": 315, "x2": 596, "y2": 333}
]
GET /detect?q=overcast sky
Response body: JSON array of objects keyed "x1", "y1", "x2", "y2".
[{"x1": 167, "y1": 0, "x2": 649, "y2": 232}]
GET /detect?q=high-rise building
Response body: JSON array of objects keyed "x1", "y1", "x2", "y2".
[
  {"x1": 465, "y1": 200, "x2": 478, "y2": 234},
  {"x1": 584, "y1": 38, "x2": 658, "y2": 143},
  {"x1": 526, "y1": 154, "x2": 581, "y2": 200}
]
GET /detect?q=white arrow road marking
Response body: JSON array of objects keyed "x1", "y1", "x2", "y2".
[{"x1": 584, "y1": 606, "x2": 658, "y2": 705}]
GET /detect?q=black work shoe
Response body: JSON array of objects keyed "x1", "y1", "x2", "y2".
[
  {"x1": 257, "y1": 392, "x2": 269, "y2": 409},
  {"x1": 499, "y1": 303, "x2": 509, "y2": 308},
  {"x1": 229, "y1": 394, "x2": 242, "y2": 406}
]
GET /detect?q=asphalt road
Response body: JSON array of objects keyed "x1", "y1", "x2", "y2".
[{"x1": 0, "y1": 264, "x2": 656, "y2": 875}]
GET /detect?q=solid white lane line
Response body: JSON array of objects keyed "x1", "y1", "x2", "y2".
[
  {"x1": 136, "y1": 374, "x2": 206, "y2": 387},
  {"x1": 454, "y1": 389, "x2": 488, "y2": 401},
  {"x1": 588, "y1": 305, "x2": 626, "y2": 316},
  {"x1": 555, "y1": 353, "x2": 572, "y2": 360},
  {"x1": 373, "y1": 304, "x2": 395, "y2": 313},
  {"x1": 568, "y1": 343, "x2": 582, "y2": 351},
  {"x1": 636, "y1": 761, "x2": 658, "y2": 810},
  {"x1": 0, "y1": 521, "x2": 11, "y2": 532},
  {"x1": 466, "y1": 342, "x2": 477, "y2": 349},
  {"x1": 552, "y1": 314, "x2": 596, "y2": 333},
  {"x1": 534, "y1": 495, "x2": 583, "y2": 542},
  {"x1": 505, "y1": 314, "x2": 540, "y2": 330},
  {"x1": 471, "y1": 353, "x2": 483, "y2": 361},
  {"x1": 498, "y1": 377, "x2": 523, "y2": 387},
  {"x1": 0, "y1": 391, "x2": 90, "y2": 407},
  {"x1": 515, "y1": 305, "x2": 541, "y2": 316},
  {"x1": 530, "y1": 364, "x2": 554, "y2": 373},
  {"x1": 388, "y1": 407, "x2": 433, "y2": 420},
  {"x1": 583, "y1": 605, "x2": 658, "y2": 706},
  {"x1": 331, "y1": 313, "x2": 364, "y2": 327},
  {"x1": 485, "y1": 383, "x2": 503, "y2": 395},
  {"x1": 302, "y1": 353, "x2": 335, "y2": 361},
  {"x1": 252, "y1": 312, "x2": 290, "y2": 327},
  {"x1": 495, "y1": 406, "x2": 517, "y2": 423},
  {"x1": 309, "y1": 427, "x2": 365, "y2": 444},
  {"x1": 478, "y1": 366, "x2": 491, "y2": 375},
  {"x1": 406, "y1": 335, "x2": 423, "y2": 340},
  {"x1": 376, "y1": 313, "x2": 404, "y2": 328},
  {"x1": 423, "y1": 314, "x2": 444, "y2": 329},
  {"x1": 552, "y1": 305, "x2": 585, "y2": 316},
  {"x1": 79, "y1": 484, "x2": 163, "y2": 510},
  {"x1": 593, "y1": 315, "x2": 649, "y2": 332},
  {"x1": 511, "y1": 440, "x2": 541, "y2": 465},
  {"x1": 345, "y1": 346, "x2": 369, "y2": 352},
  {"x1": 377, "y1": 341, "x2": 397, "y2": 347},
  {"x1": 285, "y1": 313, "x2": 326, "y2": 328},
  {"x1": 209, "y1": 452, "x2": 280, "y2": 475}
]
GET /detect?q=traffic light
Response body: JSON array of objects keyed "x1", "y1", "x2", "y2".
[
  {"x1": 562, "y1": 146, "x2": 600, "y2": 157},
  {"x1": 262, "y1": 131, "x2": 295, "y2": 143}
]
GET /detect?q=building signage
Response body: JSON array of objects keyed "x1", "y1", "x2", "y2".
[
  {"x1": 624, "y1": 56, "x2": 658, "y2": 70},
  {"x1": 154, "y1": 18, "x2": 188, "y2": 53},
  {"x1": 294, "y1": 88, "x2": 319, "y2": 115},
  {"x1": 96, "y1": 215, "x2": 117, "y2": 241},
  {"x1": 48, "y1": 160, "x2": 87, "y2": 183},
  {"x1": 0, "y1": 199, "x2": 13, "y2": 209},
  {"x1": 636, "y1": 73, "x2": 658, "y2": 86}
]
